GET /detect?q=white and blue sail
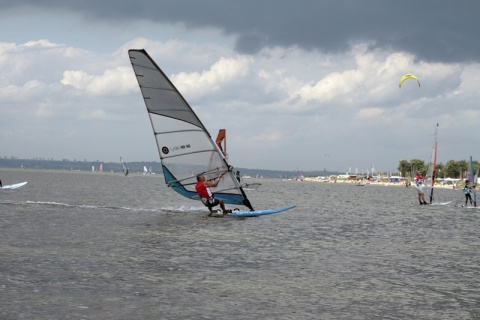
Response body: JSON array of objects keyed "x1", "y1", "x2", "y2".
[{"x1": 129, "y1": 49, "x2": 254, "y2": 210}]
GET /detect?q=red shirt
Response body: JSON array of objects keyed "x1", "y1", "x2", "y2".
[{"x1": 195, "y1": 181, "x2": 212, "y2": 198}]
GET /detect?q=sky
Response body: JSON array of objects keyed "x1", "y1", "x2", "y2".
[{"x1": 1, "y1": 0, "x2": 479, "y2": 173}]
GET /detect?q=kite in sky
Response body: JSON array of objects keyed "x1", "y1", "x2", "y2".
[{"x1": 399, "y1": 74, "x2": 420, "y2": 88}]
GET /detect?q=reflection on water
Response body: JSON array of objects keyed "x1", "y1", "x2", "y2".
[{"x1": 1, "y1": 169, "x2": 479, "y2": 319}]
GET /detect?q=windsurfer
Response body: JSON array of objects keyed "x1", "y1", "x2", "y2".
[
  {"x1": 464, "y1": 180, "x2": 473, "y2": 207},
  {"x1": 416, "y1": 179, "x2": 428, "y2": 205},
  {"x1": 195, "y1": 173, "x2": 232, "y2": 216},
  {"x1": 236, "y1": 171, "x2": 241, "y2": 183},
  {"x1": 415, "y1": 171, "x2": 423, "y2": 182}
]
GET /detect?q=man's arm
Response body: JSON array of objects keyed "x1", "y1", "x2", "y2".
[{"x1": 204, "y1": 172, "x2": 225, "y2": 188}]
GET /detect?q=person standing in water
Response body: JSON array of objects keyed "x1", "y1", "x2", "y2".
[
  {"x1": 464, "y1": 180, "x2": 473, "y2": 207},
  {"x1": 414, "y1": 171, "x2": 427, "y2": 205},
  {"x1": 416, "y1": 179, "x2": 428, "y2": 205}
]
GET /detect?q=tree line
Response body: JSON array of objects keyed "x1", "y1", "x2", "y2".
[{"x1": 398, "y1": 159, "x2": 479, "y2": 179}]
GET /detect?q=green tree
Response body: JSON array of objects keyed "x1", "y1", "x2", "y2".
[
  {"x1": 398, "y1": 159, "x2": 478, "y2": 179},
  {"x1": 458, "y1": 160, "x2": 468, "y2": 178},
  {"x1": 444, "y1": 160, "x2": 468, "y2": 178},
  {"x1": 398, "y1": 160, "x2": 411, "y2": 177},
  {"x1": 410, "y1": 159, "x2": 427, "y2": 175}
]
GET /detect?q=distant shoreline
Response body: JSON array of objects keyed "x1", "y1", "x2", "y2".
[
  {"x1": 1, "y1": 167, "x2": 459, "y2": 189},
  {"x1": 0, "y1": 167, "x2": 162, "y2": 177}
]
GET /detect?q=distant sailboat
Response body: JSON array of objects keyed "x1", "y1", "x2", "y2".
[
  {"x1": 467, "y1": 156, "x2": 478, "y2": 207},
  {"x1": 296, "y1": 169, "x2": 304, "y2": 181},
  {"x1": 424, "y1": 123, "x2": 451, "y2": 205},
  {"x1": 120, "y1": 157, "x2": 129, "y2": 176},
  {"x1": 143, "y1": 166, "x2": 148, "y2": 175},
  {"x1": 424, "y1": 124, "x2": 438, "y2": 203}
]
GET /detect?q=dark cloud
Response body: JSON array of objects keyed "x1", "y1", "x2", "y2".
[{"x1": 2, "y1": 0, "x2": 480, "y2": 62}]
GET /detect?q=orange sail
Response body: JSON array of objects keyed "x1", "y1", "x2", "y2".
[{"x1": 215, "y1": 129, "x2": 227, "y2": 158}]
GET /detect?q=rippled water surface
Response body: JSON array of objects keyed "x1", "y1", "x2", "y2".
[{"x1": 1, "y1": 169, "x2": 479, "y2": 319}]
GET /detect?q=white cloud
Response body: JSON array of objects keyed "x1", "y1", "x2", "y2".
[
  {"x1": 171, "y1": 55, "x2": 251, "y2": 98},
  {"x1": 1, "y1": 27, "x2": 480, "y2": 171},
  {"x1": 0, "y1": 80, "x2": 45, "y2": 101},
  {"x1": 455, "y1": 63, "x2": 480, "y2": 97},
  {"x1": 355, "y1": 107, "x2": 384, "y2": 120},
  {"x1": 61, "y1": 66, "x2": 136, "y2": 95},
  {"x1": 80, "y1": 109, "x2": 108, "y2": 120},
  {"x1": 299, "y1": 69, "x2": 364, "y2": 102}
]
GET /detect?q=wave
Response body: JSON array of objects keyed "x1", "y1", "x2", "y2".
[{"x1": 0, "y1": 200, "x2": 207, "y2": 214}]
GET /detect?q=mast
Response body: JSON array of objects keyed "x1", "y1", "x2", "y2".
[
  {"x1": 470, "y1": 156, "x2": 477, "y2": 207},
  {"x1": 429, "y1": 123, "x2": 438, "y2": 204}
]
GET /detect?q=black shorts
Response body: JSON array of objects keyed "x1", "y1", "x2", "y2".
[{"x1": 201, "y1": 197, "x2": 219, "y2": 207}]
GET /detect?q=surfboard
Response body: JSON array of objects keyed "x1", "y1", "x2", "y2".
[
  {"x1": 1, "y1": 182, "x2": 27, "y2": 190},
  {"x1": 430, "y1": 201, "x2": 452, "y2": 206},
  {"x1": 230, "y1": 205, "x2": 296, "y2": 217},
  {"x1": 457, "y1": 205, "x2": 479, "y2": 209}
]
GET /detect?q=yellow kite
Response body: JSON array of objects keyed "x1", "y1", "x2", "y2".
[{"x1": 399, "y1": 74, "x2": 420, "y2": 88}]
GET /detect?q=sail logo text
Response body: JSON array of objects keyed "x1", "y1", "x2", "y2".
[{"x1": 162, "y1": 144, "x2": 191, "y2": 155}]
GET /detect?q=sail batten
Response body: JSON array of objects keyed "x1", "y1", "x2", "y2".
[
  {"x1": 155, "y1": 129, "x2": 204, "y2": 135},
  {"x1": 161, "y1": 149, "x2": 220, "y2": 161},
  {"x1": 129, "y1": 49, "x2": 254, "y2": 210}
]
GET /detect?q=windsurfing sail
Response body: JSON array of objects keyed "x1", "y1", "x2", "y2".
[
  {"x1": 424, "y1": 123, "x2": 438, "y2": 204},
  {"x1": 399, "y1": 74, "x2": 420, "y2": 88},
  {"x1": 120, "y1": 157, "x2": 129, "y2": 176},
  {"x1": 143, "y1": 166, "x2": 148, "y2": 175},
  {"x1": 129, "y1": 49, "x2": 254, "y2": 210},
  {"x1": 215, "y1": 129, "x2": 227, "y2": 158},
  {"x1": 296, "y1": 169, "x2": 304, "y2": 181},
  {"x1": 468, "y1": 156, "x2": 477, "y2": 207}
]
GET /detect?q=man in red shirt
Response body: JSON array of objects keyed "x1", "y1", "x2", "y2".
[{"x1": 195, "y1": 172, "x2": 231, "y2": 216}]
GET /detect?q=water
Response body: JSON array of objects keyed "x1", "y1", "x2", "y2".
[{"x1": 1, "y1": 169, "x2": 479, "y2": 319}]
